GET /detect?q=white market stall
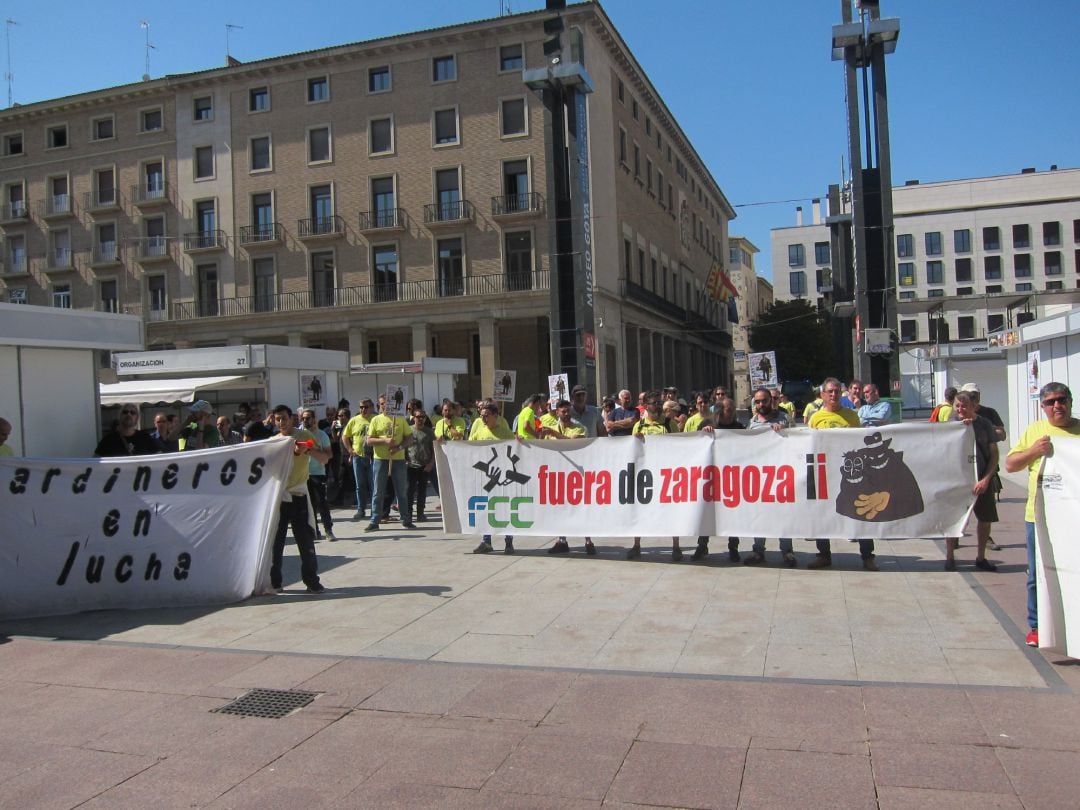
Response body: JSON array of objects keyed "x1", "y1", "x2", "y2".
[
  {"x1": 1002, "y1": 309, "x2": 1080, "y2": 443},
  {"x1": 103, "y1": 345, "x2": 349, "y2": 420},
  {"x1": 0, "y1": 302, "x2": 144, "y2": 457}
]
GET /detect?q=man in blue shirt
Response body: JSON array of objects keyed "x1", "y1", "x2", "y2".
[
  {"x1": 604, "y1": 389, "x2": 639, "y2": 436},
  {"x1": 858, "y1": 383, "x2": 892, "y2": 426}
]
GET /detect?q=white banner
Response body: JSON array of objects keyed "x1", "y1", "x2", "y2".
[
  {"x1": 436, "y1": 423, "x2": 975, "y2": 539},
  {"x1": 1035, "y1": 439, "x2": 1080, "y2": 654},
  {"x1": 0, "y1": 440, "x2": 294, "y2": 620}
]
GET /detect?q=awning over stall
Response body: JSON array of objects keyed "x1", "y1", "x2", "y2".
[{"x1": 99, "y1": 374, "x2": 257, "y2": 406}]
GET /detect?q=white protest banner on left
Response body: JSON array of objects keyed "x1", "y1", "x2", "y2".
[
  {"x1": 0, "y1": 439, "x2": 294, "y2": 620},
  {"x1": 1035, "y1": 439, "x2": 1080, "y2": 655}
]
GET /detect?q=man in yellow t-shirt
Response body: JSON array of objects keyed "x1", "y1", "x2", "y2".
[
  {"x1": 469, "y1": 398, "x2": 510, "y2": 439},
  {"x1": 342, "y1": 399, "x2": 375, "y2": 520},
  {"x1": 268, "y1": 404, "x2": 332, "y2": 594},
  {"x1": 364, "y1": 398, "x2": 414, "y2": 533},
  {"x1": 1006, "y1": 382, "x2": 1080, "y2": 648},
  {"x1": 434, "y1": 400, "x2": 467, "y2": 442},
  {"x1": 469, "y1": 402, "x2": 517, "y2": 554},
  {"x1": 543, "y1": 399, "x2": 594, "y2": 556},
  {"x1": 628, "y1": 392, "x2": 681, "y2": 561},
  {"x1": 515, "y1": 393, "x2": 544, "y2": 440},
  {"x1": 808, "y1": 377, "x2": 876, "y2": 571}
]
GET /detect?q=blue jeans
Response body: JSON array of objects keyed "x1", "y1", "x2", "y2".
[
  {"x1": 370, "y1": 457, "x2": 408, "y2": 526},
  {"x1": 1026, "y1": 521, "x2": 1037, "y2": 630},
  {"x1": 753, "y1": 537, "x2": 793, "y2": 554},
  {"x1": 352, "y1": 455, "x2": 372, "y2": 514}
]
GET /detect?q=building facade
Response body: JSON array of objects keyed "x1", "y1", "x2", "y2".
[
  {"x1": 727, "y1": 236, "x2": 774, "y2": 406},
  {"x1": 0, "y1": 2, "x2": 735, "y2": 404},
  {"x1": 771, "y1": 168, "x2": 1080, "y2": 344}
]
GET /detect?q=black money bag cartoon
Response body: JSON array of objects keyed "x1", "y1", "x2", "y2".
[{"x1": 836, "y1": 432, "x2": 924, "y2": 522}]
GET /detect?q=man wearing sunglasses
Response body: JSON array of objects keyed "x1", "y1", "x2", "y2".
[
  {"x1": 741, "y1": 387, "x2": 797, "y2": 567},
  {"x1": 94, "y1": 403, "x2": 164, "y2": 457},
  {"x1": 1006, "y1": 382, "x2": 1080, "y2": 647},
  {"x1": 343, "y1": 400, "x2": 376, "y2": 521}
]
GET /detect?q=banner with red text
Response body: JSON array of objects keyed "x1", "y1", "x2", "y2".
[
  {"x1": 436, "y1": 423, "x2": 975, "y2": 539},
  {"x1": 1034, "y1": 439, "x2": 1080, "y2": 655},
  {"x1": 0, "y1": 440, "x2": 294, "y2": 620}
]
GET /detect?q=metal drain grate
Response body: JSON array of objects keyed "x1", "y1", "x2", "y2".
[{"x1": 211, "y1": 688, "x2": 318, "y2": 719}]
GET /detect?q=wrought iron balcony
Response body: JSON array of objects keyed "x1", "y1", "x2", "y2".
[
  {"x1": 297, "y1": 215, "x2": 344, "y2": 239},
  {"x1": 91, "y1": 243, "x2": 122, "y2": 266},
  {"x1": 138, "y1": 237, "x2": 170, "y2": 262},
  {"x1": 131, "y1": 182, "x2": 170, "y2": 207},
  {"x1": 0, "y1": 200, "x2": 29, "y2": 223},
  {"x1": 239, "y1": 223, "x2": 283, "y2": 246},
  {"x1": 491, "y1": 192, "x2": 543, "y2": 218},
  {"x1": 83, "y1": 189, "x2": 122, "y2": 213},
  {"x1": 183, "y1": 230, "x2": 226, "y2": 252},
  {"x1": 167, "y1": 269, "x2": 549, "y2": 321},
  {"x1": 46, "y1": 248, "x2": 75, "y2": 271},
  {"x1": 423, "y1": 200, "x2": 473, "y2": 227},
  {"x1": 358, "y1": 208, "x2": 407, "y2": 234},
  {"x1": 622, "y1": 279, "x2": 687, "y2": 323},
  {"x1": 41, "y1": 194, "x2": 74, "y2": 219}
]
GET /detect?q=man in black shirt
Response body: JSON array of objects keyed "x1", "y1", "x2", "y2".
[{"x1": 95, "y1": 403, "x2": 163, "y2": 457}]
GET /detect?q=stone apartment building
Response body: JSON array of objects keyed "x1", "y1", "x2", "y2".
[
  {"x1": 726, "y1": 236, "x2": 774, "y2": 406},
  {"x1": 771, "y1": 168, "x2": 1080, "y2": 345},
  {"x1": 0, "y1": 2, "x2": 735, "y2": 402}
]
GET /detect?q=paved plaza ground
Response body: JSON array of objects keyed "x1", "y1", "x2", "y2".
[{"x1": 2, "y1": 475, "x2": 1079, "y2": 808}]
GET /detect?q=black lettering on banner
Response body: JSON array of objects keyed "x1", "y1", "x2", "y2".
[
  {"x1": 133, "y1": 509, "x2": 152, "y2": 537},
  {"x1": 191, "y1": 462, "x2": 210, "y2": 489},
  {"x1": 104, "y1": 468, "x2": 121, "y2": 493},
  {"x1": 73, "y1": 467, "x2": 92, "y2": 494},
  {"x1": 162, "y1": 463, "x2": 179, "y2": 489},
  {"x1": 220, "y1": 458, "x2": 238, "y2": 486},
  {"x1": 86, "y1": 555, "x2": 104, "y2": 583},
  {"x1": 41, "y1": 468, "x2": 61, "y2": 494},
  {"x1": 57, "y1": 541, "x2": 80, "y2": 585},
  {"x1": 133, "y1": 466, "x2": 152, "y2": 492},
  {"x1": 617, "y1": 463, "x2": 654, "y2": 504},
  {"x1": 174, "y1": 553, "x2": 191, "y2": 580},
  {"x1": 10, "y1": 467, "x2": 28, "y2": 494},
  {"x1": 115, "y1": 555, "x2": 134, "y2": 583},
  {"x1": 103, "y1": 509, "x2": 120, "y2": 537},
  {"x1": 144, "y1": 553, "x2": 162, "y2": 581},
  {"x1": 248, "y1": 457, "x2": 265, "y2": 485}
]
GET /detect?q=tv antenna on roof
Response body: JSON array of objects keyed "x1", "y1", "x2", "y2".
[
  {"x1": 499, "y1": 1, "x2": 512, "y2": 16},
  {"x1": 5, "y1": 19, "x2": 16, "y2": 108},
  {"x1": 139, "y1": 20, "x2": 155, "y2": 81},
  {"x1": 226, "y1": 23, "x2": 243, "y2": 62}
]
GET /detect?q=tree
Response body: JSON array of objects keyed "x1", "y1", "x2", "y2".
[{"x1": 749, "y1": 299, "x2": 836, "y2": 384}]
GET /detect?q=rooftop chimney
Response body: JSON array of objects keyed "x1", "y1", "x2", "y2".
[
  {"x1": 904, "y1": 179, "x2": 919, "y2": 186},
  {"x1": 796, "y1": 206, "x2": 803, "y2": 227},
  {"x1": 1021, "y1": 167, "x2": 1036, "y2": 174},
  {"x1": 812, "y1": 199, "x2": 821, "y2": 225}
]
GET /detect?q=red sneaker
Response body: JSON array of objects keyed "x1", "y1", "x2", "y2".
[{"x1": 1025, "y1": 629, "x2": 1039, "y2": 647}]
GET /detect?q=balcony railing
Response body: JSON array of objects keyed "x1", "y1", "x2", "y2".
[
  {"x1": 623, "y1": 278, "x2": 686, "y2": 323},
  {"x1": 183, "y1": 230, "x2": 226, "y2": 251},
  {"x1": 298, "y1": 215, "x2": 344, "y2": 239},
  {"x1": 491, "y1": 192, "x2": 544, "y2": 217},
  {"x1": 91, "y1": 243, "x2": 122, "y2": 266},
  {"x1": 0, "y1": 201, "x2": 29, "y2": 222},
  {"x1": 167, "y1": 269, "x2": 549, "y2": 321},
  {"x1": 84, "y1": 189, "x2": 122, "y2": 213},
  {"x1": 131, "y1": 182, "x2": 170, "y2": 206},
  {"x1": 46, "y1": 248, "x2": 74, "y2": 270},
  {"x1": 42, "y1": 194, "x2": 74, "y2": 218},
  {"x1": 239, "y1": 223, "x2": 283, "y2": 246},
  {"x1": 358, "y1": 208, "x2": 407, "y2": 233},
  {"x1": 2, "y1": 256, "x2": 28, "y2": 276},
  {"x1": 423, "y1": 200, "x2": 473, "y2": 226},
  {"x1": 139, "y1": 237, "x2": 170, "y2": 261}
]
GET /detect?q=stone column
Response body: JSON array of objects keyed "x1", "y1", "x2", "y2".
[
  {"x1": 347, "y1": 326, "x2": 368, "y2": 369},
  {"x1": 478, "y1": 317, "x2": 496, "y2": 401},
  {"x1": 411, "y1": 322, "x2": 430, "y2": 363}
]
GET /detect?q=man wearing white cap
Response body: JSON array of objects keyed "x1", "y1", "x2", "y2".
[{"x1": 178, "y1": 400, "x2": 223, "y2": 451}]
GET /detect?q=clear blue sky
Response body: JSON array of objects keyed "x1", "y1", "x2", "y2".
[{"x1": 5, "y1": 1, "x2": 1077, "y2": 281}]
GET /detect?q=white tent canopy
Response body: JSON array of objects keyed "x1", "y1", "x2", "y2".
[{"x1": 99, "y1": 374, "x2": 257, "y2": 406}]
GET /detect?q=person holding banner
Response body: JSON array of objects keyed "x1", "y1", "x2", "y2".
[
  {"x1": 1005, "y1": 382, "x2": 1080, "y2": 647},
  {"x1": 268, "y1": 404, "x2": 329, "y2": 594},
  {"x1": 364, "y1": 397, "x2": 415, "y2": 533},
  {"x1": 627, "y1": 393, "x2": 683, "y2": 561},
  {"x1": 743, "y1": 388, "x2": 798, "y2": 567},
  {"x1": 95, "y1": 404, "x2": 164, "y2": 457},
  {"x1": 808, "y1": 378, "x2": 878, "y2": 571},
  {"x1": 470, "y1": 403, "x2": 517, "y2": 554},
  {"x1": 543, "y1": 400, "x2": 596, "y2": 556},
  {"x1": 944, "y1": 392, "x2": 998, "y2": 572}
]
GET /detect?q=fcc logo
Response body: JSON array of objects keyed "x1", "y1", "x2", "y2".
[{"x1": 467, "y1": 496, "x2": 534, "y2": 529}]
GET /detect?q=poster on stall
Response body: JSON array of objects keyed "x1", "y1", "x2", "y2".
[
  {"x1": 301, "y1": 373, "x2": 325, "y2": 408},
  {"x1": 1028, "y1": 351, "x2": 1041, "y2": 401}
]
